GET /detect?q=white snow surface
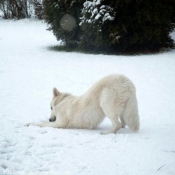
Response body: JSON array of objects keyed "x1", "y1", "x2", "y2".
[{"x1": 0, "y1": 19, "x2": 175, "y2": 175}]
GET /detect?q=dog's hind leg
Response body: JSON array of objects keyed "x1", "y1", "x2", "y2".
[
  {"x1": 100, "y1": 104, "x2": 124, "y2": 135},
  {"x1": 101, "y1": 99, "x2": 125, "y2": 134},
  {"x1": 120, "y1": 115, "x2": 126, "y2": 128},
  {"x1": 100, "y1": 116, "x2": 122, "y2": 135}
]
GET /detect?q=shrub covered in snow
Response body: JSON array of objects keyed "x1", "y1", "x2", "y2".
[
  {"x1": 44, "y1": 0, "x2": 175, "y2": 53},
  {"x1": 80, "y1": 0, "x2": 115, "y2": 25},
  {"x1": 79, "y1": 0, "x2": 116, "y2": 51}
]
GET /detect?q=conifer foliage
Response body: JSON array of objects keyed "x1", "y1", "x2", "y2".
[
  {"x1": 44, "y1": 0, "x2": 175, "y2": 53},
  {"x1": 44, "y1": 0, "x2": 84, "y2": 48}
]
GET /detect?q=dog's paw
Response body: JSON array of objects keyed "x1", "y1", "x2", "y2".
[
  {"x1": 25, "y1": 123, "x2": 29, "y2": 127},
  {"x1": 99, "y1": 131, "x2": 108, "y2": 135},
  {"x1": 25, "y1": 123, "x2": 34, "y2": 127},
  {"x1": 99, "y1": 131, "x2": 115, "y2": 135}
]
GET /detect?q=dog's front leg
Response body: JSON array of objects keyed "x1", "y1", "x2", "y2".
[{"x1": 26, "y1": 121, "x2": 62, "y2": 128}]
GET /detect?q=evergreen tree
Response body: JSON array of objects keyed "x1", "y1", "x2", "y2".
[{"x1": 44, "y1": 0, "x2": 175, "y2": 53}]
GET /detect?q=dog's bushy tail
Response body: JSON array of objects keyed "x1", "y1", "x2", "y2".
[{"x1": 123, "y1": 93, "x2": 140, "y2": 132}]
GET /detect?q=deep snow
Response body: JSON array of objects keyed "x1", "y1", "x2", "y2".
[{"x1": 0, "y1": 19, "x2": 175, "y2": 175}]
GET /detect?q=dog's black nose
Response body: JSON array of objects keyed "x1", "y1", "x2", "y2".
[{"x1": 49, "y1": 116, "x2": 56, "y2": 122}]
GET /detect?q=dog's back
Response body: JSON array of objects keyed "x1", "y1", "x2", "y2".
[{"x1": 72, "y1": 74, "x2": 140, "y2": 134}]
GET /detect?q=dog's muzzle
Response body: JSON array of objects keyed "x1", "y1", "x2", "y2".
[{"x1": 49, "y1": 116, "x2": 56, "y2": 122}]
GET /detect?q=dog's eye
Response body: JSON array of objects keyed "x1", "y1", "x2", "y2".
[{"x1": 51, "y1": 107, "x2": 53, "y2": 110}]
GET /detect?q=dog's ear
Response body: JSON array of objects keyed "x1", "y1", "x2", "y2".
[{"x1": 53, "y1": 87, "x2": 60, "y2": 97}]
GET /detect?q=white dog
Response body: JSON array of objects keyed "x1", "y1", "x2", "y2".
[{"x1": 28, "y1": 74, "x2": 140, "y2": 134}]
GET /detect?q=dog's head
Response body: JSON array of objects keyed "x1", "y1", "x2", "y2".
[
  {"x1": 49, "y1": 88, "x2": 70, "y2": 122},
  {"x1": 49, "y1": 88, "x2": 60, "y2": 122}
]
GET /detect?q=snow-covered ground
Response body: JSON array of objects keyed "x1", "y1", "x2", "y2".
[{"x1": 0, "y1": 19, "x2": 175, "y2": 175}]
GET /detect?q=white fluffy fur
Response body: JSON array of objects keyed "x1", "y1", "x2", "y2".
[{"x1": 28, "y1": 74, "x2": 140, "y2": 134}]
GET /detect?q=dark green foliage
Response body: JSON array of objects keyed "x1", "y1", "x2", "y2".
[
  {"x1": 44, "y1": 0, "x2": 175, "y2": 53},
  {"x1": 44, "y1": 0, "x2": 85, "y2": 48},
  {"x1": 108, "y1": 0, "x2": 175, "y2": 52}
]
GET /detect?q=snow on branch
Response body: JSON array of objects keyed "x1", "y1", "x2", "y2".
[{"x1": 80, "y1": 0, "x2": 115, "y2": 26}]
